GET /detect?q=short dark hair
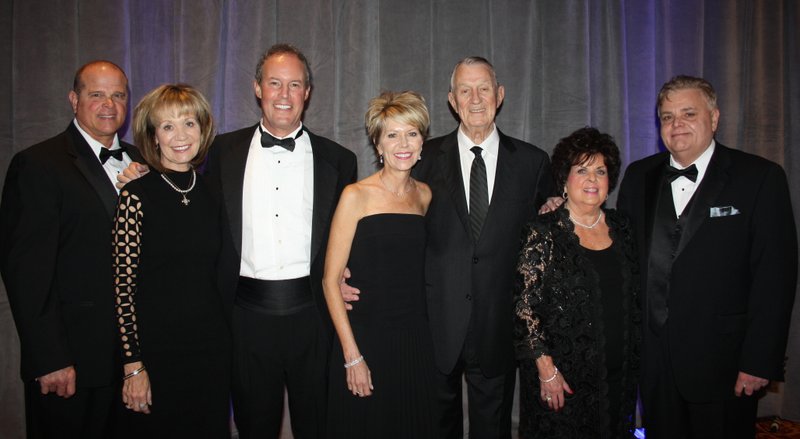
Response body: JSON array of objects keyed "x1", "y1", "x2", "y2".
[
  {"x1": 551, "y1": 127, "x2": 622, "y2": 194},
  {"x1": 657, "y1": 75, "x2": 717, "y2": 114},
  {"x1": 254, "y1": 43, "x2": 312, "y2": 89},
  {"x1": 133, "y1": 84, "x2": 215, "y2": 174},
  {"x1": 72, "y1": 60, "x2": 127, "y2": 94}
]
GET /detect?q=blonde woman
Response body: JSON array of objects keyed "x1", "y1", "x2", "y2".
[{"x1": 322, "y1": 91, "x2": 437, "y2": 437}]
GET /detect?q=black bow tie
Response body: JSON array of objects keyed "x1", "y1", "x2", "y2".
[
  {"x1": 260, "y1": 126, "x2": 302, "y2": 152},
  {"x1": 666, "y1": 163, "x2": 698, "y2": 183},
  {"x1": 99, "y1": 146, "x2": 126, "y2": 164}
]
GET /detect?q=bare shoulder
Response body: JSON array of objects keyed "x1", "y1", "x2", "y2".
[{"x1": 416, "y1": 180, "x2": 432, "y2": 209}]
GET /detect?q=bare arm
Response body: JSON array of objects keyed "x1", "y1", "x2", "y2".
[
  {"x1": 340, "y1": 267, "x2": 361, "y2": 310},
  {"x1": 322, "y1": 185, "x2": 373, "y2": 396}
]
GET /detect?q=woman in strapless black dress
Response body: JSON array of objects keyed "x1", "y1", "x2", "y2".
[{"x1": 322, "y1": 91, "x2": 438, "y2": 438}]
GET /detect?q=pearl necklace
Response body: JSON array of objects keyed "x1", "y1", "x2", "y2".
[
  {"x1": 160, "y1": 169, "x2": 196, "y2": 206},
  {"x1": 569, "y1": 211, "x2": 603, "y2": 229},
  {"x1": 379, "y1": 172, "x2": 415, "y2": 197}
]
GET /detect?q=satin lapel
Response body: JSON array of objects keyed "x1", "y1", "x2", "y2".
[
  {"x1": 440, "y1": 134, "x2": 470, "y2": 236},
  {"x1": 674, "y1": 146, "x2": 730, "y2": 259},
  {"x1": 66, "y1": 124, "x2": 118, "y2": 219},
  {"x1": 220, "y1": 126, "x2": 256, "y2": 256},
  {"x1": 309, "y1": 133, "x2": 337, "y2": 264},
  {"x1": 643, "y1": 158, "x2": 666, "y2": 259}
]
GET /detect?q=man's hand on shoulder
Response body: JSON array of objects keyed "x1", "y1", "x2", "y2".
[
  {"x1": 538, "y1": 196, "x2": 565, "y2": 214},
  {"x1": 116, "y1": 162, "x2": 150, "y2": 189},
  {"x1": 37, "y1": 365, "x2": 76, "y2": 398}
]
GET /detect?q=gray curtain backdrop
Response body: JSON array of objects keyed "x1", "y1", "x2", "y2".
[{"x1": 1, "y1": 1, "x2": 798, "y2": 437}]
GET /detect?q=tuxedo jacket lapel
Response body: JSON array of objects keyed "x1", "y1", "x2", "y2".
[
  {"x1": 439, "y1": 133, "x2": 470, "y2": 238},
  {"x1": 65, "y1": 124, "x2": 119, "y2": 219},
  {"x1": 309, "y1": 131, "x2": 337, "y2": 264},
  {"x1": 643, "y1": 157, "x2": 667, "y2": 260},
  {"x1": 219, "y1": 126, "x2": 255, "y2": 256},
  {"x1": 479, "y1": 134, "x2": 515, "y2": 244},
  {"x1": 674, "y1": 146, "x2": 730, "y2": 258}
]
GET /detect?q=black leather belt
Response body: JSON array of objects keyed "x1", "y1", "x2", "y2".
[{"x1": 235, "y1": 276, "x2": 314, "y2": 316}]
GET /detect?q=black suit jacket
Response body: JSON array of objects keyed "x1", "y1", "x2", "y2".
[
  {"x1": 617, "y1": 143, "x2": 797, "y2": 401},
  {"x1": 0, "y1": 123, "x2": 141, "y2": 386},
  {"x1": 414, "y1": 128, "x2": 552, "y2": 377},
  {"x1": 205, "y1": 124, "x2": 357, "y2": 329}
]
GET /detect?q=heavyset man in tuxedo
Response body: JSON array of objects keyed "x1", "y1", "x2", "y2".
[
  {"x1": 0, "y1": 61, "x2": 141, "y2": 438},
  {"x1": 617, "y1": 75, "x2": 797, "y2": 439},
  {"x1": 206, "y1": 44, "x2": 357, "y2": 438},
  {"x1": 413, "y1": 56, "x2": 552, "y2": 438}
]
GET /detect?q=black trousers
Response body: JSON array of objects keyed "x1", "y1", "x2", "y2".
[
  {"x1": 231, "y1": 304, "x2": 328, "y2": 439},
  {"x1": 24, "y1": 380, "x2": 115, "y2": 439},
  {"x1": 434, "y1": 327, "x2": 516, "y2": 439},
  {"x1": 642, "y1": 325, "x2": 758, "y2": 439}
]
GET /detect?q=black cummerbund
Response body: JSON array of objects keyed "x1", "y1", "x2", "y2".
[{"x1": 235, "y1": 276, "x2": 314, "y2": 316}]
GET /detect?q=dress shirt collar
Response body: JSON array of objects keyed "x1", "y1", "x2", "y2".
[
  {"x1": 73, "y1": 118, "x2": 122, "y2": 161},
  {"x1": 669, "y1": 139, "x2": 715, "y2": 184},
  {"x1": 260, "y1": 122, "x2": 304, "y2": 141},
  {"x1": 457, "y1": 123, "x2": 499, "y2": 157}
]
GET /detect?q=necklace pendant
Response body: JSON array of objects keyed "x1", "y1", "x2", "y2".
[{"x1": 181, "y1": 195, "x2": 190, "y2": 206}]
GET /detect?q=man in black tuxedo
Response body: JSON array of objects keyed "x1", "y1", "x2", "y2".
[
  {"x1": 617, "y1": 75, "x2": 797, "y2": 438},
  {"x1": 0, "y1": 60, "x2": 141, "y2": 438},
  {"x1": 414, "y1": 56, "x2": 552, "y2": 438},
  {"x1": 206, "y1": 44, "x2": 356, "y2": 439}
]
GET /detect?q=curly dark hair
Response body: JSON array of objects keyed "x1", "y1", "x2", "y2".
[{"x1": 551, "y1": 127, "x2": 622, "y2": 195}]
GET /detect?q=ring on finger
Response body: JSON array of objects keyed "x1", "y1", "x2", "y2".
[{"x1": 545, "y1": 395, "x2": 552, "y2": 401}]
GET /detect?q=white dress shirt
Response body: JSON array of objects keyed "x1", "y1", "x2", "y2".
[
  {"x1": 457, "y1": 125, "x2": 499, "y2": 210},
  {"x1": 670, "y1": 140, "x2": 715, "y2": 216},
  {"x1": 240, "y1": 123, "x2": 314, "y2": 280},
  {"x1": 73, "y1": 119, "x2": 131, "y2": 194}
]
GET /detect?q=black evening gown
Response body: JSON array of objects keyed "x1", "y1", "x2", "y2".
[
  {"x1": 327, "y1": 214, "x2": 438, "y2": 438},
  {"x1": 112, "y1": 170, "x2": 231, "y2": 438}
]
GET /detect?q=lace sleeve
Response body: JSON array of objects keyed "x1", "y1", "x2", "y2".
[
  {"x1": 514, "y1": 224, "x2": 554, "y2": 361},
  {"x1": 112, "y1": 189, "x2": 143, "y2": 363}
]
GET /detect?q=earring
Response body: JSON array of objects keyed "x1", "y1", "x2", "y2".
[
  {"x1": 379, "y1": 154, "x2": 384, "y2": 164},
  {"x1": 562, "y1": 189, "x2": 568, "y2": 199},
  {"x1": 418, "y1": 153, "x2": 422, "y2": 161}
]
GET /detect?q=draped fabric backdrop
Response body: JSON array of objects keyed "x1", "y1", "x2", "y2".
[{"x1": 1, "y1": 1, "x2": 798, "y2": 437}]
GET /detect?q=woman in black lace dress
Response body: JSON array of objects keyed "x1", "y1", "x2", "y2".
[
  {"x1": 515, "y1": 127, "x2": 640, "y2": 438},
  {"x1": 112, "y1": 84, "x2": 231, "y2": 437}
]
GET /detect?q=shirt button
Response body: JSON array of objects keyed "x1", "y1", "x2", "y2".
[
  {"x1": 466, "y1": 294, "x2": 472, "y2": 301},
  {"x1": 472, "y1": 257, "x2": 479, "y2": 264}
]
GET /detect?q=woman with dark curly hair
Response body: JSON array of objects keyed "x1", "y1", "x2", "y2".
[{"x1": 514, "y1": 127, "x2": 640, "y2": 438}]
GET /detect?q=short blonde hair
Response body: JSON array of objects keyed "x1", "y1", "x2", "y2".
[
  {"x1": 365, "y1": 91, "x2": 430, "y2": 147},
  {"x1": 133, "y1": 84, "x2": 215, "y2": 173}
]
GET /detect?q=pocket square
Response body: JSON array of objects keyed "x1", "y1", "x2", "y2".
[{"x1": 710, "y1": 206, "x2": 740, "y2": 217}]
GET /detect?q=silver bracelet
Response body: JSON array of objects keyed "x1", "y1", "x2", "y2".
[
  {"x1": 344, "y1": 355, "x2": 364, "y2": 369},
  {"x1": 538, "y1": 366, "x2": 558, "y2": 383},
  {"x1": 123, "y1": 365, "x2": 146, "y2": 380}
]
